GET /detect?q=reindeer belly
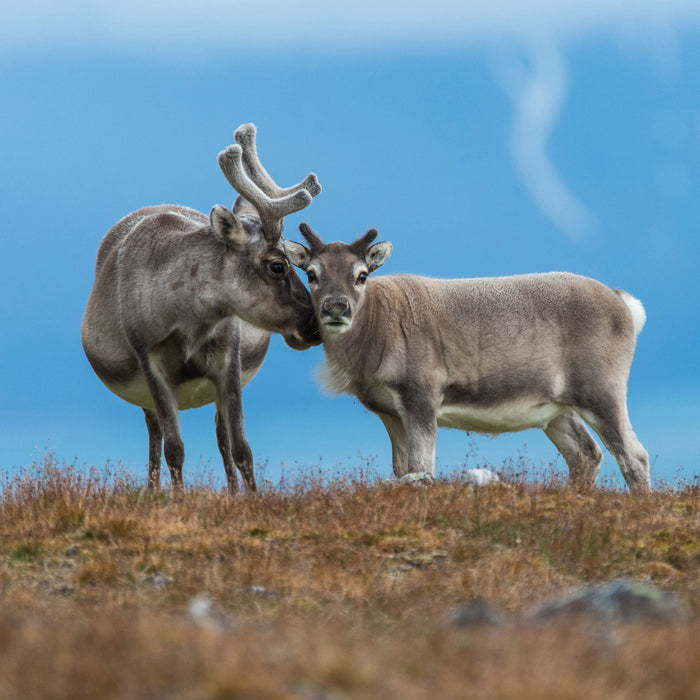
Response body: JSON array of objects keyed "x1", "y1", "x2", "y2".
[
  {"x1": 105, "y1": 375, "x2": 216, "y2": 410},
  {"x1": 437, "y1": 399, "x2": 564, "y2": 434},
  {"x1": 176, "y1": 378, "x2": 218, "y2": 409}
]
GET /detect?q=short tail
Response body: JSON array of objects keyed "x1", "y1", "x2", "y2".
[{"x1": 617, "y1": 290, "x2": 646, "y2": 336}]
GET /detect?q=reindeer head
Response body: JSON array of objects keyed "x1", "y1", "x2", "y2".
[
  {"x1": 285, "y1": 224, "x2": 392, "y2": 337},
  {"x1": 211, "y1": 124, "x2": 323, "y2": 349}
]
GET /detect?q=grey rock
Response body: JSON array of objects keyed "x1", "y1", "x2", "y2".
[
  {"x1": 446, "y1": 599, "x2": 505, "y2": 627},
  {"x1": 54, "y1": 585, "x2": 77, "y2": 597},
  {"x1": 531, "y1": 580, "x2": 691, "y2": 624},
  {"x1": 63, "y1": 544, "x2": 81, "y2": 558}
]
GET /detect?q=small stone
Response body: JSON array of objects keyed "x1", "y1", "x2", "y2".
[
  {"x1": 188, "y1": 594, "x2": 236, "y2": 630},
  {"x1": 397, "y1": 472, "x2": 435, "y2": 486},
  {"x1": 237, "y1": 585, "x2": 283, "y2": 599},
  {"x1": 461, "y1": 468, "x2": 501, "y2": 487},
  {"x1": 142, "y1": 572, "x2": 174, "y2": 589}
]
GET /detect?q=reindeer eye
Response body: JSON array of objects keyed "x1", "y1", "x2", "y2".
[
  {"x1": 267, "y1": 261, "x2": 286, "y2": 278},
  {"x1": 307, "y1": 270, "x2": 317, "y2": 284},
  {"x1": 357, "y1": 271, "x2": 368, "y2": 285}
]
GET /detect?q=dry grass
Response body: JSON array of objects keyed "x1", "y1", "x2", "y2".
[{"x1": 0, "y1": 454, "x2": 698, "y2": 699}]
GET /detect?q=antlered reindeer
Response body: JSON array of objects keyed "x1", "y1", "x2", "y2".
[
  {"x1": 285, "y1": 224, "x2": 650, "y2": 492},
  {"x1": 82, "y1": 124, "x2": 321, "y2": 493}
]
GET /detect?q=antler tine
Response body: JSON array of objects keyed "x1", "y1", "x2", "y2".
[
  {"x1": 350, "y1": 229, "x2": 379, "y2": 254},
  {"x1": 235, "y1": 123, "x2": 322, "y2": 199},
  {"x1": 299, "y1": 223, "x2": 326, "y2": 253},
  {"x1": 218, "y1": 144, "x2": 313, "y2": 239}
]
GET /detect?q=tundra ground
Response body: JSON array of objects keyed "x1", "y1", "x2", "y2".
[{"x1": 1, "y1": 455, "x2": 698, "y2": 699}]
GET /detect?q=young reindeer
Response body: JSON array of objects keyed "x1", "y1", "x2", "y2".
[
  {"x1": 82, "y1": 124, "x2": 321, "y2": 494},
  {"x1": 285, "y1": 225, "x2": 650, "y2": 492}
]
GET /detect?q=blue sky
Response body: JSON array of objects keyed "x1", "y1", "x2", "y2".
[{"x1": 1, "y1": 1, "x2": 699, "y2": 488}]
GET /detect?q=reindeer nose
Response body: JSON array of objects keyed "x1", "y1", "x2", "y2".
[{"x1": 321, "y1": 298, "x2": 351, "y2": 319}]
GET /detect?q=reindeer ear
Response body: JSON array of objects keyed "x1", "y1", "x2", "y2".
[
  {"x1": 283, "y1": 240, "x2": 311, "y2": 270},
  {"x1": 209, "y1": 205, "x2": 248, "y2": 248},
  {"x1": 232, "y1": 195, "x2": 258, "y2": 216},
  {"x1": 366, "y1": 241, "x2": 392, "y2": 272}
]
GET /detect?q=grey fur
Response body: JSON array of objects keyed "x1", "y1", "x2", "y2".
[
  {"x1": 285, "y1": 225, "x2": 650, "y2": 492},
  {"x1": 82, "y1": 125, "x2": 321, "y2": 493}
]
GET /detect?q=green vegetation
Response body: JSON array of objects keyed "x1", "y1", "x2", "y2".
[{"x1": 0, "y1": 454, "x2": 698, "y2": 698}]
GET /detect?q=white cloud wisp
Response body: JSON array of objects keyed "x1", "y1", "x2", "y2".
[{"x1": 493, "y1": 39, "x2": 594, "y2": 241}]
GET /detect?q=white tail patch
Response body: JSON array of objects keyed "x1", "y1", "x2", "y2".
[{"x1": 619, "y1": 291, "x2": 646, "y2": 336}]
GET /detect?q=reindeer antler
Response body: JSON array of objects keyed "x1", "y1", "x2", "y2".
[
  {"x1": 235, "y1": 123, "x2": 322, "y2": 199},
  {"x1": 217, "y1": 145, "x2": 310, "y2": 240},
  {"x1": 217, "y1": 124, "x2": 321, "y2": 240},
  {"x1": 298, "y1": 223, "x2": 326, "y2": 254}
]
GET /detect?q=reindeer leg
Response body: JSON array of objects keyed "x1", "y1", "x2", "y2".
[
  {"x1": 544, "y1": 410, "x2": 603, "y2": 490},
  {"x1": 212, "y1": 335, "x2": 257, "y2": 495},
  {"x1": 215, "y1": 386, "x2": 256, "y2": 494},
  {"x1": 378, "y1": 412, "x2": 410, "y2": 477},
  {"x1": 143, "y1": 408, "x2": 163, "y2": 490},
  {"x1": 214, "y1": 409, "x2": 238, "y2": 494},
  {"x1": 398, "y1": 391, "x2": 438, "y2": 477},
  {"x1": 576, "y1": 393, "x2": 650, "y2": 492},
  {"x1": 137, "y1": 358, "x2": 185, "y2": 492}
]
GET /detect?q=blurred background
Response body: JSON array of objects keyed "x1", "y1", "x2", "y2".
[{"x1": 1, "y1": 1, "x2": 698, "y2": 487}]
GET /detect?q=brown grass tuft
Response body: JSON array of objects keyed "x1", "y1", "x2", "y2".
[{"x1": 0, "y1": 454, "x2": 698, "y2": 698}]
